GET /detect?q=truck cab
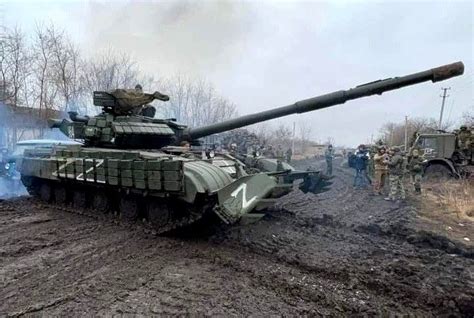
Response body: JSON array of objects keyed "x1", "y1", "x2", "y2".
[{"x1": 413, "y1": 132, "x2": 472, "y2": 178}]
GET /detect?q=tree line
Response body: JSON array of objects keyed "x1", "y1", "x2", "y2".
[
  {"x1": 378, "y1": 112, "x2": 473, "y2": 148},
  {"x1": 0, "y1": 23, "x2": 237, "y2": 126}
]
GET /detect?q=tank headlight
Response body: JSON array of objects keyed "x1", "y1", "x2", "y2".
[
  {"x1": 209, "y1": 150, "x2": 215, "y2": 158},
  {"x1": 5, "y1": 163, "x2": 10, "y2": 169}
]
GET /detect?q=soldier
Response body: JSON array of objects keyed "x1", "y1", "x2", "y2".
[
  {"x1": 286, "y1": 147, "x2": 293, "y2": 163},
  {"x1": 263, "y1": 145, "x2": 275, "y2": 157},
  {"x1": 180, "y1": 140, "x2": 190, "y2": 149},
  {"x1": 275, "y1": 145, "x2": 285, "y2": 161},
  {"x1": 408, "y1": 149, "x2": 423, "y2": 194},
  {"x1": 325, "y1": 144, "x2": 334, "y2": 176},
  {"x1": 367, "y1": 145, "x2": 377, "y2": 182},
  {"x1": 373, "y1": 146, "x2": 388, "y2": 195},
  {"x1": 135, "y1": 84, "x2": 143, "y2": 93},
  {"x1": 458, "y1": 125, "x2": 472, "y2": 162},
  {"x1": 353, "y1": 144, "x2": 370, "y2": 188},
  {"x1": 229, "y1": 143, "x2": 238, "y2": 156},
  {"x1": 385, "y1": 147, "x2": 406, "y2": 202}
]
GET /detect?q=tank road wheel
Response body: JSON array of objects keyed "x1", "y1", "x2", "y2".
[
  {"x1": 91, "y1": 191, "x2": 109, "y2": 213},
  {"x1": 54, "y1": 186, "x2": 68, "y2": 205},
  {"x1": 146, "y1": 200, "x2": 171, "y2": 228},
  {"x1": 72, "y1": 190, "x2": 88, "y2": 209},
  {"x1": 119, "y1": 196, "x2": 139, "y2": 221},
  {"x1": 39, "y1": 183, "x2": 52, "y2": 202}
]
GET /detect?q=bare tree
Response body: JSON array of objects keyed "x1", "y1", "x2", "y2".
[
  {"x1": 0, "y1": 26, "x2": 30, "y2": 106},
  {"x1": 159, "y1": 74, "x2": 237, "y2": 126},
  {"x1": 298, "y1": 120, "x2": 312, "y2": 153},
  {"x1": 460, "y1": 110, "x2": 474, "y2": 126},
  {"x1": 82, "y1": 49, "x2": 142, "y2": 91},
  {"x1": 249, "y1": 123, "x2": 270, "y2": 146},
  {"x1": 379, "y1": 117, "x2": 454, "y2": 147},
  {"x1": 267, "y1": 123, "x2": 292, "y2": 149},
  {"x1": 31, "y1": 23, "x2": 57, "y2": 115},
  {"x1": 47, "y1": 26, "x2": 83, "y2": 111}
]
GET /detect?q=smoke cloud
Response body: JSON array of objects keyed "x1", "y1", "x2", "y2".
[{"x1": 84, "y1": 0, "x2": 256, "y2": 76}]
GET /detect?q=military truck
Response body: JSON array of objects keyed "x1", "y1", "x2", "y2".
[
  {"x1": 19, "y1": 62, "x2": 464, "y2": 232},
  {"x1": 412, "y1": 128, "x2": 473, "y2": 178}
]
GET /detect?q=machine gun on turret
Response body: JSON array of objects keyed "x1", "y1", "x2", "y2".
[{"x1": 93, "y1": 89, "x2": 170, "y2": 116}]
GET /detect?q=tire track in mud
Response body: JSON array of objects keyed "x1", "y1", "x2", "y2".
[
  {"x1": 216, "y1": 161, "x2": 473, "y2": 316},
  {"x1": 0, "y1": 199, "x2": 311, "y2": 316}
]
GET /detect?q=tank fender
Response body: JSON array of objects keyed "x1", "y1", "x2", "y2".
[
  {"x1": 181, "y1": 161, "x2": 234, "y2": 203},
  {"x1": 215, "y1": 173, "x2": 277, "y2": 224}
]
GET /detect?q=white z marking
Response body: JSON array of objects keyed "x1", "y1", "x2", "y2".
[{"x1": 230, "y1": 183, "x2": 257, "y2": 209}]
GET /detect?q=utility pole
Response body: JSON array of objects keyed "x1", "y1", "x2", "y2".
[
  {"x1": 404, "y1": 115, "x2": 408, "y2": 151},
  {"x1": 438, "y1": 87, "x2": 450, "y2": 129},
  {"x1": 291, "y1": 121, "x2": 295, "y2": 154}
]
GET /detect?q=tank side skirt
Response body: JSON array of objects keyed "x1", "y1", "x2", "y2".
[{"x1": 25, "y1": 177, "x2": 214, "y2": 234}]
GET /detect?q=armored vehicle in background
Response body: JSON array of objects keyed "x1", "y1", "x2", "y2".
[
  {"x1": 411, "y1": 127, "x2": 473, "y2": 179},
  {"x1": 206, "y1": 129, "x2": 330, "y2": 194},
  {"x1": 19, "y1": 62, "x2": 464, "y2": 232},
  {"x1": 234, "y1": 151, "x2": 331, "y2": 194}
]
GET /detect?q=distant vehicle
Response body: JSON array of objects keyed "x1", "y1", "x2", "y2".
[
  {"x1": 236, "y1": 153, "x2": 332, "y2": 194},
  {"x1": 412, "y1": 131, "x2": 473, "y2": 179}
]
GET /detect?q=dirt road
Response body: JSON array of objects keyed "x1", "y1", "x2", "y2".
[{"x1": 1, "y1": 161, "x2": 472, "y2": 316}]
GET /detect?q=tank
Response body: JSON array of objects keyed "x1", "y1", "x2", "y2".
[
  {"x1": 19, "y1": 62, "x2": 464, "y2": 232},
  {"x1": 215, "y1": 129, "x2": 331, "y2": 194}
]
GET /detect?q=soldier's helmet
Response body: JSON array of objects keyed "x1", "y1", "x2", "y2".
[
  {"x1": 135, "y1": 84, "x2": 143, "y2": 92},
  {"x1": 328, "y1": 144, "x2": 333, "y2": 148},
  {"x1": 392, "y1": 146, "x2": 400, "y2": 152},
  {"x1": 460, "y1": 125, "x2": 467, "y2": 130},
  {"x1": 412, "y1": 149, "x2": 419, "y2": 156}
]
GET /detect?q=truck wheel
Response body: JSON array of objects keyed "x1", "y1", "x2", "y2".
[{"x1": 424, "y1": 164, "x2": 452, "y2": 180}]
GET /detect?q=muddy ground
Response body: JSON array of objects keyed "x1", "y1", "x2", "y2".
[{"x1": 0, "y1": 160, "x2": 473, "y2": 317}]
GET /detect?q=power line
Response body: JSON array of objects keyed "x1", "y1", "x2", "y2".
[{"x1": 438, "y1": 87, "x2": 450, "y2": 129}]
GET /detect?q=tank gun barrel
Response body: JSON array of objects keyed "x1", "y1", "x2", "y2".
[
  {"x1": 47, "y1": 119, "x2": 63, "y2": 129},
  {"x1": 184, "y1": 61, "x2": 464, "y2": 140}
]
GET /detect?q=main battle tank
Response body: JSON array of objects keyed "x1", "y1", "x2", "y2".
[{"x1": 20, "y1": 62, "x2": 464, "y2": 232}]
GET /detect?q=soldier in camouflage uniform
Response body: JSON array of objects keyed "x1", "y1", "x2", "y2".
[
  {"x1": 458, "y1": 125, "x2": 472, "y2": 162},
  {"x1": 325, "y1": 144, "x2": 334, "y2": 176},
  {"x1": 367, "y1": 145, "x2": 377, "y2": 181},
  {"x1": 385, "y1": 147, "x2": 405, "y2": 202},
  {"x1": 275, "y1": 145, "x2": 285, "y2": 161},
  {"x1": 408, "y1": 149, "x2": 423, "y2": 194},
  {"x1": 286, "y1": 147, "x2": 292, "y2": 163},
  {"x1": 373, "y1": 146, "x2": 388, "y2": 195}
]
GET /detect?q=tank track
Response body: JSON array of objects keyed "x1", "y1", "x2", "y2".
[{"x1": 23, "y1": 177, "x2": 212, "y2": 235}]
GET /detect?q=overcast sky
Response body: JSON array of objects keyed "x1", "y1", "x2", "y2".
[{"x1": 4, "y1": 0, "x2": 473, "y2": 146}]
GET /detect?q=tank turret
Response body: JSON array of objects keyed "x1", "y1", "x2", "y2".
[{"x1": 51, "y1": 62, "x2": 463, "y2": 149}]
